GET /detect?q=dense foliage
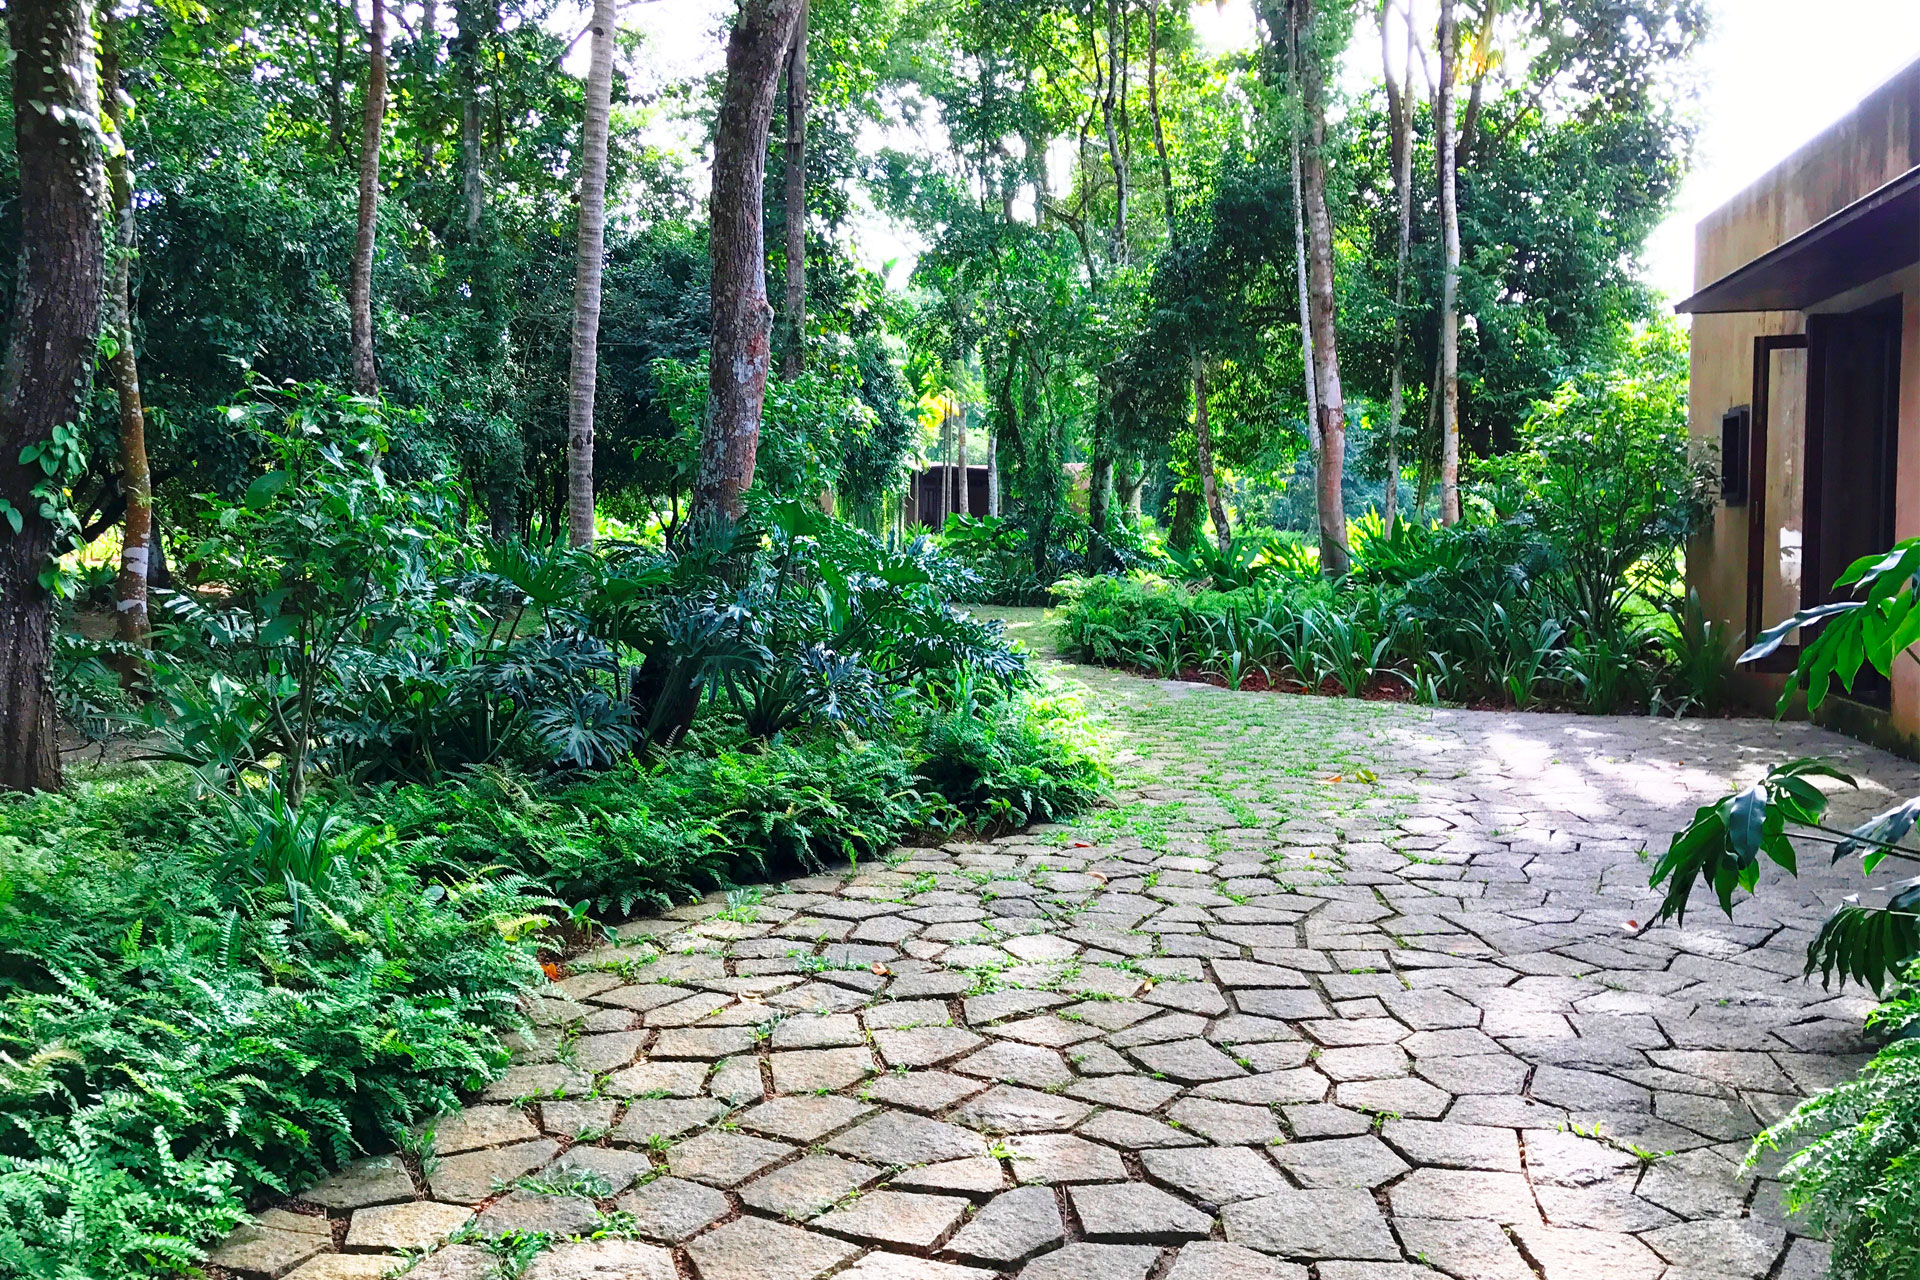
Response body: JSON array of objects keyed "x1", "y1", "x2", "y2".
[
  {"x1": 18, "y1": 395, "x2": 1105, "y2": 1279},
  {"x1": 1058, "y1": 329, "x2": 1722, "y2": 714},
  {"x1": 1752, "y1": 980, "x2": 1920, "y2": 1280}
]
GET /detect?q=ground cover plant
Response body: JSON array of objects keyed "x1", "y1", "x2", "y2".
[{"x1": 10, "y1": 392, "x2": 1105, "y2": 1279}]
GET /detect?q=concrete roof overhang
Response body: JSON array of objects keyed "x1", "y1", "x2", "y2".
[{"x1": 1676, "y1": 164, "x2": 1920, "y2": 314}]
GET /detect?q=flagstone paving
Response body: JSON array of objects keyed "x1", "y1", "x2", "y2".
[{"x1": 220, "y1": 608, "x2": 1920, "y2": 1280}]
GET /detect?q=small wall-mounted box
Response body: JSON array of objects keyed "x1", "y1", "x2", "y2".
[{"x1": 1721, "y1": 405, "x2": 1750, "y2": 506}]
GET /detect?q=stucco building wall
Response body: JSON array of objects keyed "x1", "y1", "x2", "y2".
[{"x1": 1687, "y1": 59, "x2": 1920, "y2": 745}]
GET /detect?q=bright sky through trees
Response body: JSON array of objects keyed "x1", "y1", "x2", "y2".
[{"x1": 623, "y1": 0, "x2": 1920, "y2": 306}]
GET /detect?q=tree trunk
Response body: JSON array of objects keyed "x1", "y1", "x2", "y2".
[
  {"x1": 1287, "y1": 72, "x2": 1319, "y2": 467},
  {"x1": 1099, "y1": 0, "x2": 1128, "y2": 265},
  {"x1": 458, "y1": 1, "x2": 489, "y2": 236},
  {"x1": 955, "y1": 406, "x2": 969, "y2": 517},
  {"x1": 1088, "y1": 439, "x2": 1113, "y2": 569},
  {"x1": 780, "y1": 0, "x2": 808, "y2": 379},
  {"x1": 1170, "y1": 487, "x2": 1199, "y2": 551},
  {"x1": 694, "y1": 0, "x2": 808, "y2": 525},
  {"x1": 0, "y1": 0, "x2": 104, "y2": 792},
  {"x1": 1382, "y1": 0, "x2": 1414, "y2": 530},
  {"x1": 1437, "y1": 0, "x2": 1463, "y2": 525},
  {"x1": 328, "y1": 10, "x2": 348, "y2": 155},
  {"x1": 986, "y1": 426, "x2": 1000, "y2": 516},
  {"x1": 1147, "y1": 0, "x2": 1176, "y2": 235},
  {"x1": 566, "y1": 0, "x2": 618, "y2": 548},
  {"x1": 103, "y1": 29, "x2": 152, "y2": 684},
  {"x1": 350, "y1": 0, "x2": 386, "y2": 396},
  {"x1": 1296, "y1": 0, "x2": 1350, "y2": 576},
  {"x1": 1194, "y1": 355, "x2": 1230, "y2": 552}
]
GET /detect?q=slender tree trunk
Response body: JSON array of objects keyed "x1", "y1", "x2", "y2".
[
  {"x1": 781, "y1": 0, "x2": 808, "y2": 379},
  {"x1": 1194, "y1": 355, "x2": 1230, "y2": 552},
  {"x1": 1295, "y1": 0, "x2": 1350, "y2": 576},
  {"x1": 935, "y1": 410, "x2": 950, "y2": 526},
  {"x1": 329, "y1": 12, "x2": 348, "y2": 155},
  {"x1": 1170, "y1": 488, "x2": 1199, "y2": 551},
  {"x1": 695, "y1": 0, "x2": 808, "y2": 525},
  {"x1": 956, "y1": 406, "x2": 969, "y2": 517},
  {"x1": 1148, "y1": 0, "x2": 1176, "y2": 235},
  {"x1": 986, "y1": 426, "x2": 1000, "y2": 516},
  {"x1": 1288, "y1": 85, "x2": 1319, "y2": 466},
  {"x1": 103, "y1": 31, "x2": 152, "y2": 684},
  {"x1": 1099, "y1": 0, "x2": 1128, "y2": 264},
  {"x1": 566, "y1": 0, "x2": 617, "y2": 548},
  {"x1": 1437, "y1": 0, "x2": 1463, "y2": 525},
  {"x1": 350, "y1": 0, "x2": 386, "y2": 396},
  {"x1": 1382, "y1": 0, "x2": 1414, "y2": 530},
  {"x1": 0, "y1": 0, "x2": 104, "y2": 792},
  {"x1": 458, "y1": 2, "x2": 488, "y2": 236},
  {"x1": 1088, "y1": 433, "x2": 1113, "y2": 569}
]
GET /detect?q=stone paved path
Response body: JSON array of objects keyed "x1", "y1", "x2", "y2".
[{"x1": 220, "y1": 608, "x2": 1920, "y2": 1280}]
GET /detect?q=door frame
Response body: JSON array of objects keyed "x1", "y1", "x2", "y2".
[{"x1": 1746, "y1": 332, "x2": 1808, "y2": 671}]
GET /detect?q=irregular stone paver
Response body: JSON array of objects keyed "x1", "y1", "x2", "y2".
[
  {"x1": 616, "y1": 1176, "x2": 731, "y2": 1242},
  {"x1": 362, "y1": 615, "x2": 1909, "y2": 1279},
  {"x1": 1140, "y1": 1146, "x2": 1289, "y2": 1206},
  {"x1": 892, "y1": 1155, "x2": 1009, "y2": 1196},
  {"x1": 549, "y1": 1144, "x2": 653, "y2": 1194},
  {"x1": 1224, "y1": 1189, "x2": 1400, "y2": 1260},
  {"x1": 1273, "y1": 1136, "x2": 1411, "y2": 1188},
  {"x1": 1016, "y1": 1243, "x2": 1159, "y2": 1280},
  {"x1": 814, "y1": 1190, "x2": 970, "y2": 1247},
  {"x1": 740, "y1": 1154, "x2": 878, "y2": 1219},
  {"x1": 1164, "y1": 1241, "x2": 1306, "y2": 1280},
  {"x1": 1068, "y1": 1181, "x2": 1212, "y2": 1242},
  {"x1": 283, "y1": 1256, "x2": 403, "y2": 1280},
  {"x1": 828, "y1": 1111, "x2": 988, "y2": 1165},
  {"x1": 473, "y1": 1190, "x2": 599, "y2": 1238},
  {"x1": 205, "y1": 1220, "x2": 330, "y2": 1278},
  {"x1": 344, "y1": 1201, "x2": 473, "y2": 1251},
  {"x1": 297, "y1": 1154, "x2": 415, "y2": 1209},
  {"x1": 427, "y1": 1139, "x2": 558, "y2": 1203},
  {"x1": 684, "y1": 1214, "x2": 860, "y2": 1280},
  {"x1": 944, "y1": 1185, "x2": 1065, "y2": 1265},
  {"x1": 739, "y1": 1094, "x2": 872, "y2": 1142},
  {"x1": 1006, "y1": 1132, "x2": 1127, "y2": 1184},
  {"x1": 668, "y1": 1130, "x2": 794, "y2": 1187},
  {"x1": 521, "y1": 1240, "x2": 676, "y2": 1280},
  {"x1": 402, "y1": 1245, "x2": 496, "y2": 1280},
  {"x1": 952, "y1": 1083, "x2": 1092, "y2": 1132},
  {"x1": 841, "y1": 1255, "x2": 995, "y2": 1280}
]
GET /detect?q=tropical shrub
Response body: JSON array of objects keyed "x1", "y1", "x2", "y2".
[
  {"x1": 913, "y1": 678, "x2": 1108, "y2": 830},
  {"x1": 935, "y1": 515, "x2": 1053, "y2": 605},
  {"x1": 30, "y1": 388, "x2": 1109, "y2": 1280},
  {"x1": 1651, "y1": 539, "x2": 1920, "y2": 1278},
  {"x1": 1750, "y1": 979, "x2": 1920, "y2": 1280}
]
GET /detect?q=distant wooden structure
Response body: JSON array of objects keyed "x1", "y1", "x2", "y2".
[{"x1": 904, "y1": 463, "x2": 991, "y2": 530}]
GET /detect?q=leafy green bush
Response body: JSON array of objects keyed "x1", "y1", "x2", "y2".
[
  {"x1": 1751, "y1": 981, "x2": 1920, "y2": 1280},
  {"x1": 912, "y1": 680, "x2": 1108, "y2": 831},
  {"x1": 1652, "y1": 539, "x2": 1920, "y2": 1278},
  {"x1": 0, "y1": 771, "x2": 548, "y2": 1278},
  {"x1": 934, "y1": 515, "x2": 1052, "y2": 605},
  {"x1": 32, "y1": 388, "x2": 1110, "y2": 1280}
]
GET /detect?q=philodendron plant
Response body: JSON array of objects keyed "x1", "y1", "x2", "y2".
[{"x1": 1652, "y1": 537, "x2": 1920, "y2": 991}]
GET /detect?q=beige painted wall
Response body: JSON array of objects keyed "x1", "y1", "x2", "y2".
[{"x1": 1687, "y1": 59, "x2": 1920, "y2": 741}]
